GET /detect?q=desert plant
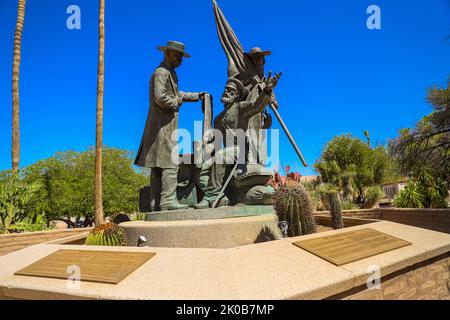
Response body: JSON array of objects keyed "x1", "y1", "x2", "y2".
[
  {"x1": 415, "y1": 169, "x2": 448, "y2": 208},
  {"x1": 308, "y1": 189, "x2": 324, "y2": 211},
  {"x1": 85, "y1": 222, "x2": 126, "y2": 246},
  {"x1": 363, "y1": 186, "x2": 385, "y2": 208},
  {"x1": 341, "y1": 199, "x2": 358, "y2": 210},
  {"x1": 0, "y1": 172, "x2": 41, "y2": 232},
  {"x1": 326, "y1": 192, "x2": 344, "y2": 229},
  {"x1": 9, "y1": 213, "x2": 53, "y2": 233},
  {"x1": 273, "y1": 184, "x2": 317, "y2": 237},
  {"x1": 134, "y1": 212, "x2": 146, "y2": 221},
  {"x1": 394, "y1": 182, "x2": 424, "y2": 208},
  {"x1": 315, "y1": 134, "x2": 399, "y2": 204},
  {"x1": 317, "y1": 183, "x2": 338, "y2": 210}
]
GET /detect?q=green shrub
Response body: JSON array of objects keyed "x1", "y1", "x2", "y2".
[
  {"x1": 415, "y1": 170, "x2": 448, "y2": 208},
  {"x1": 8, "y1": 213, "x2": 53, "y2": 233},
  {"x1": 0, "y1": 172, "x2": 41, "y2": 233},
  {"x1": 364, "y1": 186, "x2": 385, "y2": 208},
  {"x1": 341, "y1": 200, "x2": 357, "y2": 210}
]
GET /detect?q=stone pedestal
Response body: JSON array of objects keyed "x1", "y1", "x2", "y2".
[{"x1": 120, "y1": 205, "x2": 282, "y2": 248}]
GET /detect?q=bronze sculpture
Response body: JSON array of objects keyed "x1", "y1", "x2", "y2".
[
  {"x1": 136, "y1": 1, "x2": 307, "y2": 212},
  {"x1": 134, "y1": 40, "x2": 206, "y2": 211}
]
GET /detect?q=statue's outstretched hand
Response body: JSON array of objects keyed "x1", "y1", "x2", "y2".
[
  {"x1": 199, "y1": 92, "x2": 208, "y2": 101},
  {"x1": 264, "y1": 71, "x2": 282, "y2": 93}
]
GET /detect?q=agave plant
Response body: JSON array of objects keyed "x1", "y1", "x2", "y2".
[
  {"x1": 415, "y1": 169, "x2": 448, "y2": 208},
  {"x1": 394, "y1": 182, "x2": 424, "y2": 208}
]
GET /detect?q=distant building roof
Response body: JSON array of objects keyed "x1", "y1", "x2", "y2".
[{"x1": 300, "y1": 175, "x2": 318, "y2": 184}]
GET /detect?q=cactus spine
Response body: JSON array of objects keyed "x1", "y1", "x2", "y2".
[
  {"x1": 85, "y1": 222, "x2": 126, "y2": 246},
  {"x1": 273, "y1": 184, "x2": 317, "y2": 236}
]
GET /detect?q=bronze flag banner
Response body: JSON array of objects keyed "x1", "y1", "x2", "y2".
[{"x1": 213, "y1": 0, "x2": 257, "y2": 80}]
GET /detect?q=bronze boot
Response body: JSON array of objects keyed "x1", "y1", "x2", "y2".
[{"x1": 159, "y1": 167, "x2": 190, "y2": 211}]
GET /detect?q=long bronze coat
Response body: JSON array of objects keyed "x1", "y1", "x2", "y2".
[{"x1": 135, "y1": 61, "x2": 199, "y2": 169}]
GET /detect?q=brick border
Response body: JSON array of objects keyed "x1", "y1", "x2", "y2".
[{"x1": 0, "y1": 228, "x2": 93, "y2": 256}]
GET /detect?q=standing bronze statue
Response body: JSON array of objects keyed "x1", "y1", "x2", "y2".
[
  {"x1": 135, "y1": 40, "x2": 206, "y2": 211},
  {"x1": 245, "y1": 47, "x2": 279, "y2": 165}
]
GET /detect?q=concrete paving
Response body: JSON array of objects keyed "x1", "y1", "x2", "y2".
[{"x1": 0, "y1": 221, "x2": 449, "y2": 300}]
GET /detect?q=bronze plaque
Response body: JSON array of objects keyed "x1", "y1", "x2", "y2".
[
  {"x1": 293, "y1": 228, "x2": 411, "y2": 266},
  {"x1": 15, "y1": 249, "x2": 156, "y2": 284}
]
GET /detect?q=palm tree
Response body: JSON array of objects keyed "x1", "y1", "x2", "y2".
[
  {"x1": 94, "y1": 0, "x2": 105, "y2": 226},
  {"x1": 11, "y1": 0, "x2": 26, "y2": 174}
]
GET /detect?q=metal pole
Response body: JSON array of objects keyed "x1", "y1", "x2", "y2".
[
  {"x1": 268, "y1": 102, "x2": 308, "y2": 167},
  {"x1": 211, "y1": 162, "x2": 238, "y2": 208}
]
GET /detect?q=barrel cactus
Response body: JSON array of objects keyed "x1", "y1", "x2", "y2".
[
  {"x1": 273, "y1": 183, "x2": 317, "y2": 236},
  {"x1": 327, "y1": 191, "x2": 344, "y2": 229},
  {"x1": 85, "y1": 222, "x2": 126, "y2": 246}
]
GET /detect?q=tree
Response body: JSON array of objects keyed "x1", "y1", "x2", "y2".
[
  {"x1": 22, "y1": 147, "x2": 149, "y2": 228},
  {"x1": 389, "y1": 80, "x2": 449, "y2": 208},
  {"x1": 11, "y1": 0, "x2": 26, "y2": 174},
  {"x1": 315, "y1": 134, "x2": 399, "y2": 204},
  {"x1": 390, "y1": 80, "x2": 449, "y2": 181},
  {"x1": 95, "y1": 0, "x2": 105, "y2": 226}
]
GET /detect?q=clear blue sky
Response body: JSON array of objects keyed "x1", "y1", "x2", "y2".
[{"x1": 0, "y1": 0, "x2": 449, "y2": 175}]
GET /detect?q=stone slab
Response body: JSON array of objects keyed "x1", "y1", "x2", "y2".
[{"x1": 0, "y1": 221, "x2": 449, "y2": 300}]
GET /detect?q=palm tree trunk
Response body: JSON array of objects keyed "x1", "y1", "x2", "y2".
[
  {"x1": 94, "y1": 0, "x2": 105, "y2": 226},
  {"x1": 11, "y1": 0, "x2": 26, "y2": 174}
]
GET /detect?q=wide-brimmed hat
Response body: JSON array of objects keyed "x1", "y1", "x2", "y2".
[
  {"x1": 246, "y1": 47, "x2": 271, "y2": 57},
  {"x1": 225, "y1": 78, "x2": 248, "y2": 99},
  {"x1": 157, "y1": 40, "x2": 191, "y2": 58}
]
